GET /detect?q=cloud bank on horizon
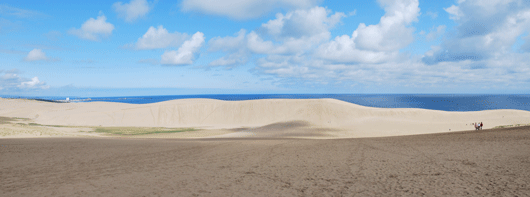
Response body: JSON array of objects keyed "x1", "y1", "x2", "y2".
[{"x1": 1, "y1": 0, "x2": 530, "y2": 95}]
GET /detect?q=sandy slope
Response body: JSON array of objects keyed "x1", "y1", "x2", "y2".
[{"x1": 1, "y1": 98, "x2": 530, "y2": 138}]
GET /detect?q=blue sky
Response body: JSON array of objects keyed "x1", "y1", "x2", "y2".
[{"x1": 1, "y1": 0, "x2": 530, "y2": 96}]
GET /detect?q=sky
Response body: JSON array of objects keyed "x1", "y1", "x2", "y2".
[{"x1": 1, "y1": 0, "x2": 530, "y2": 97}]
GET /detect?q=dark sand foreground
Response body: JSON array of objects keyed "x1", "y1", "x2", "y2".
[{"x1": 2, "y1": 127, "x2": 530, "y2": 196}]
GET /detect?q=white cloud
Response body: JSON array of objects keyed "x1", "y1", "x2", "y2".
[
  {"x1": 246, "y1": 31, "x2": 277, "y2": 54},
  {"x1": 353, "y1": 0, "x2": 419, "y2": 51},
  {"x1": 245, "y1": 1, "x2": 519, "y2": 90},
  {"x1": 18, "y1": 77, "x2": 47, "y2": 89},
  {"x1": 252, "y1": 53, "x2": 530, "y2": 92},
  {"x1": 208, "y1": 6, "x2": 345, "y2": 56},
  {"x1": 68, "y1": 14, "x2": 115, "y2": 41},
  {"x1": 133, "y1": 26, "x2": 189, "y2": 50},
  {"x1": 24, "y1": 49, "x2": 48, "y2": 62},
  {"x1": 113, "y1": 0, "x2": 153, "y2": 22},
  {"x1": 206, "y1": 6, "x2": 344, "y2": 68},
  {"x1": 161, "y1": 32, "x2": 205, "y2": 65},
  {"x1": 208, "y1": 51, "x2": 249, "y2": 68},
  {"x1": 315, "y1": 0, "x2": 419, "y2": 63},
  {"x1": 23, "y1": 49, "x2": 59, "y2": 62},
  {"x1": 0, "y1": 69, "x2": 49, "y2": 90},
  {"x1": 255, "y1": 55, "x2": 310, "y2": 78},
  {"x1": 316, "y1": 35, "x2": 399, "y2": 63},
  {"x1": 180, "y1": 0, "x2": 321, "y2": 20},
  {"x1": 444, "y1": 5, "x2": 463, "y2": 20},
  {"x1": 207, "y1": 30, "x2": 249, "y2": 68},
  {"x1": 208, "y1": 29, "x2": 247, "y2": 52},
  {"x1": 423, "y1": 0, "x2": 530, "y2": 64},
  {"x1": 198, "y1": 1, "x2": 530, "y2": 92},
  {"x1": 206, "y1": 2, "x2": 418, "y2": 73},
  {"x1": 259, "y1": 6, "x2": 345, "y2": 40}
]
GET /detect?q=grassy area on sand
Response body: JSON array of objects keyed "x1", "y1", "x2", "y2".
[
  {"x1": 91, "y1": 127, "x2": 196, "y2": 136},
  {"x1": 0, "y1": 116, "x2": 30, "y2": 124},
  {"x1": 1, "y1": 116, "x2": 196, "y2": 136},
  {"x1": 493, "y1": 123, "x2": 530, "y2": 129}
]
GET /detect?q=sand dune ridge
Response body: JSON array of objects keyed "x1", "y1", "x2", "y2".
[{"x1": 1, "y1": 98, "x2": 529, "y2": 138}]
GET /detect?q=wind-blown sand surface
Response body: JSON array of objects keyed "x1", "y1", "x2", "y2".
[
  {"x1": 2, "y1": 127, "x2": 530, "y2": 196},
  {"x1": 1, "y1": 98, "x2": 530, "y2": 196},
  {"x1": 1, "y1": 98, "x2": 530, "y2": 138}
]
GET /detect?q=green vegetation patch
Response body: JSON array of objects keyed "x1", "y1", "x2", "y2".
[
  {"x1": 42, "y1": 124, "x2": 70, "y2": 127},
  {"x1": 92, "y1": 127, "x2": 196, "y2": 136},
  {"x1": 493, "y1": 123, "x2": 530, "y2": 129},
  {"x1": 0, "y1": 116, "x2": 30, "y2": 124}
]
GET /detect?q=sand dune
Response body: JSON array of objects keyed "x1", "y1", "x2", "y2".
[{"x1": 1, "y1": 98, "x2": 530, "y2": 138}]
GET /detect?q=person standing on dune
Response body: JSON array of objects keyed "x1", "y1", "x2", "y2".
[{"x1": 480, "y1": 122, "x2": 483, "y2": 130}]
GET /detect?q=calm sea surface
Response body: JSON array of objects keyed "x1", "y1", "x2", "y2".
[{"x1": 10, "y1": 94, "x2": 530, "y2": 112}]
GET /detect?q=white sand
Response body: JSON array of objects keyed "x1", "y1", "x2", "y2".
[{"x1": 1, "y1": 98, "x2": 529, "y2": 138}]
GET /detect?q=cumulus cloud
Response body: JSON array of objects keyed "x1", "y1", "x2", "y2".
[
  {"x1": 113, "y1": 0, "x2": 153, "y2": 22},
  {"x1": 259, "y1": 6, "x2": 345, "y2": 40},
  {"x1": 255, "y1": 55, "x2": 311, "y2": 78},
  {"x1": 246, "y1": 31, "x2": 277, "y2": 53},
  {"x1": 161, "y1": 32, "x2": 205, "y2": 65},
  {"x1": 353, "y1": 0, "x2": 419, "y2": 51},
  {"x1": 208, "y1": 29, "x2": 247, "y2": 52},
  {"x1": 190, "y1": 1, "x2": 530, "y2": 92},
  {"x1": 316, "y1": 35, "x2": 399, "y2": 63},
  {"x1": 0, "y1": 69, "x2": 49, "y2": 91},
  {"x1": 423, "y1": 0, "x2": 530, "y2": 64},
  {"x1": 444, "y1": 5, "x2": 463, "y2": 20},
  {"x1": 316, "y1": 0, "x2": 419, "y2": 63},
  {"x1": 207, "y1": 30, "x2": 249, "y2": 68},
  {"x1": 22, "y1": 49, "x2": 59, "y2": 62},
  {"x1": 206, "y1": 6, "x2": 345, "y2": 68},
  {"x1": 68, "y1": 14, "x2": 115, "y2": 41},
  {"x1": 24, "y1": 49, "x2": 47, "y2": 61},
  {"x1": 197, "y1": 0, "x2": 530, "y2": 92},
  {"x1": 180, "y1": 0, "x2": 321, "y2": 20},
  {"x1": 133, "y1": 26, "x2": 189, "y2": 50},
  {"x1": 209, "y1": 51, "x2": 249, "y2": 68},
  {"x1": 18, "y1": 77, "x2": 47, "y2": 89},
  {"x1": 252, "y1": 52, "x2": 530, "y2": 92},
  {"x1": 249, "y1": 6, "x2": 345, "y2": 55}
]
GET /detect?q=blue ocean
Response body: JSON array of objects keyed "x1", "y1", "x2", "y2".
[{"x1": 10, "y1": 94, "x2": 530, "y2": 112}]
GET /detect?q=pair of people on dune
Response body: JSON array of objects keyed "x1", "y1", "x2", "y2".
[{"x1": 474, "y1": 122, "x2": 483, "y2": 130}]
